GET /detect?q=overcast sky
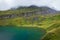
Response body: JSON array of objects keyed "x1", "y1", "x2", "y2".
[{"x1": 0, "y1": 0, "x2": 60, "y2": 11}]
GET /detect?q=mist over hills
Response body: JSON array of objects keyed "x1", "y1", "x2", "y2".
[
  {"x1": 10, "y1": 5, "x2": 58, "y2": 14},
  {"x1": 0, "y1": 5, "x2": 59, "y2": 19}
]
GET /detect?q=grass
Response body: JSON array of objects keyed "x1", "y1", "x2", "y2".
[
  {"x1": 0, "y1": 8, "x2": 60, "y2": 40},
  {"x1": 0, "y1": 14, "x2": 60, "y2": 28},
  {"x1": 41, "y1": 15, "x2": 60, "y2": 40}
]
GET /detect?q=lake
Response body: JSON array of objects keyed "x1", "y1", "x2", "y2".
[{"x1": 0, "y1": 26, "x2": 46, "y2": 40}]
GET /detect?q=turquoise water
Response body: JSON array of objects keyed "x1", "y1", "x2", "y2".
[{"x1": 0, "y1": 26, "x2": 46, "y2": 40}]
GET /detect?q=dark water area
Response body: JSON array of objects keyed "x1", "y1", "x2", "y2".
[{"x1": 0, "y1": 26, "x2": 46, "y2": 40}]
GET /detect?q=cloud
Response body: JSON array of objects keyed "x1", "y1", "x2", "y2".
[
  {"x1": 48, "y1": 0, "x2": 60, "y2": 10},
  {"x1": 0, "y1": 0, "x2": 60, "y2": 10}
]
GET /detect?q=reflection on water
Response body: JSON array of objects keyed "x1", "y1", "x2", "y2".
[{"x1": 0, "y1": 26, "x2": 46, "y2": 40}]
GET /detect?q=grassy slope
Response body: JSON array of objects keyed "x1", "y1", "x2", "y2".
[
  {"x1": 0, "y1": 8, "x2": 60, "y2": 40},
  {"x1": 0, "y1": 8, "x2": 60, "y2": 28},
  {"x1": 41, "y1": 15, "x2": 60, "y2": 40},
  {"x1": 42, "y1": 27, "x2": 60, "y2": 40}
]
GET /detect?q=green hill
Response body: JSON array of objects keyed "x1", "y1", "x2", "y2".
[{"x1": 0, "y1": 6, "x2": 60, "y2": 40}]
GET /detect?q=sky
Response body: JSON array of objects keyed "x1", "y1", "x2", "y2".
[{"x1": 0, "y1": 0, "x2": 60, "y2": 11}]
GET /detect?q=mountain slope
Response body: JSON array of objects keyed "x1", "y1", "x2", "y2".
[
  {"x1": 0, "y1": 6, "x2": 59, "y2": 19},
  {"x1": 0, "y1": 6, "x2": 60, "y2": 40}
]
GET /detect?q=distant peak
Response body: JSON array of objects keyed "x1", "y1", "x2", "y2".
[{"x1": 28, "y1": 5, "x2": 39, "y2": 8}]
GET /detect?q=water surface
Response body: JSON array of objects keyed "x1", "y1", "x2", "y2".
[{"x1": 0, "y1": 26, "x2": 46, "y2": 40}]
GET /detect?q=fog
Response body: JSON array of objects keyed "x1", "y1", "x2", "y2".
[{"x1": 0, "y1": 0, "x2": 60, "y2": 11}]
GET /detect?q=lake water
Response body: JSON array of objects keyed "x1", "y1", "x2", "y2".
[{"x1": 0, "y1": 26, "x2": 46, "y2": 40}]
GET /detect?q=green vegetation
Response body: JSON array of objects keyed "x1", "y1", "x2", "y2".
[
  {"x1": 41, "y1": 15, "x2": 60, "y2": 40},
  {"x1": 0, "y1": 7, "x2": 60, "y2": 40}
]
